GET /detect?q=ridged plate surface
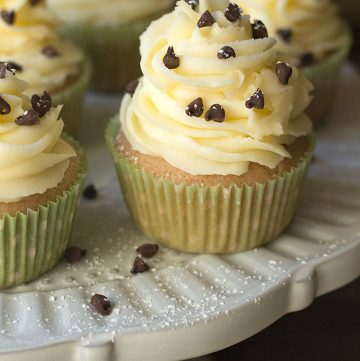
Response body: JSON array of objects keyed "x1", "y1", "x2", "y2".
[{"x1": 0, "y1": 65, "x2": 359, "y2": 361}]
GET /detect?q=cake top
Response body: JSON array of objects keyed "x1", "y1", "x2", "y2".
[
  {"x1": 120, "y1": 0, "x2": 313, "y2": 177},
  {"x1": 0, "y1": 63, "x2": 75, "y2": 202},
  {"x1": 239, "y1": 0, "x2": 347, "y2": 66},
  {"x1": 0, "y1": 0, "x2": 83, "y2": 94}
]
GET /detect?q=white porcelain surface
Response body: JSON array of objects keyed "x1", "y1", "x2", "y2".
[{"x1": 0, "y1": 65, "x2": 359, "y2": 361}]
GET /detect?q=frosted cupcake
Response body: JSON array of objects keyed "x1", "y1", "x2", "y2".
[
  {"x1": 48, "y1": 0, "x2": 174, "y2": 91},
  {"x1": 0, "y1": 0, "x2": 90, "y2": 136},
  {"x1": 239, "y1": 0, "x2": 352, "y2": 123},
  {"x1": 106, "y1": 0, "x2": 314, "y2": 254},
  {"x1": 0, "y1": 64, "x2": 87, "y2": 288}
]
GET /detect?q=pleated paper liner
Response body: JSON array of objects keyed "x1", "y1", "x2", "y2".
[
  {"x1": 0, "y1": 135, "x2": 87, "y2": 288},
  {"x1": 51, "y1": 58, "x2": 91, "y2": 138},
  {"x1": 305, "y1": 21, "x2": 352, "y2": 125},
  {"x1": 106, "y1": 117, "x2": 314, "y2": 254}
]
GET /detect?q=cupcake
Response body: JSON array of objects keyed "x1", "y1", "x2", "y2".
[
  {"x1": 0, "y1": 63, "x2": 87, "y2": 288},
  {"x1": 0, "y1": 0, "x2": 90, "y2": 136},
  {"x1": 238, "y1": 0, "x2": 352, "y2": 123},
  {"x1": 106, "y1": 0, "x2": 314, "y2": 254},
  {"x1": 47, "y1": 0, "x2": 174, "y2": 91}
]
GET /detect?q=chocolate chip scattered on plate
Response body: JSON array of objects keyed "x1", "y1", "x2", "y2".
[
  {"x1": 90, "y1": 294, "x2": 112, "y2": 316},
  {"x1": 64, "y1": 246, "x2": 87, "y2": 264},
  {"x1": 131, "y1": 257, "x2": 150, "y2": 274},
  {"x1": 136, "y1": 244, "x2": 159, "y2": 259},
  {"x1": 83, "y1": 184, "x2": 98, "y2": 200}
]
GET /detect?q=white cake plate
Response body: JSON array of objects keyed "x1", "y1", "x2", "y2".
[{"x1": 0, "y1": 64, "x2": 359, "y2": 361}]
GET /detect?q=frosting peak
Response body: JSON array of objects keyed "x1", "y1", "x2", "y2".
[{"x1": 121, "y1": 0, "x2": 313, "y2": 177}]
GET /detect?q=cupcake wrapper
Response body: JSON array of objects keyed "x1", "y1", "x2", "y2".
[
  {"x1": 0, "y1": 135, "x2": 87, "y2": 288},
  {"x1": 305, "y1": 22, "x2": 352, "y2": 124},
  {"x1": 106, "y1": 117, "x2": 314, "y2": 254},
  {"x1": 51, "y1": 58, "x2": 92, "y2": 138}
]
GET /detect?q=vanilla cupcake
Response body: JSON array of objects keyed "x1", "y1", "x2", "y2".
[
  {"x1": 0, "y1": 0, "x2": 90, "y2": 136},
  {"x1": 0, "y1": 63, "x2": 86, "y2": 288},
  {"x1": 106, "y1": 0, "x2": 314, "y2": 254},
  {"x1": 239, "y1": 0, "x2": 352, "y2": 123},
  {"x1": 47, "y1": 0, "x2": 174, "y2": 91}
]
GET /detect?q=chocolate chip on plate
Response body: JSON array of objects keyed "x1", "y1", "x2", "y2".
[
  {"x1": 252, "y1": 20, "x2": 268, "y2": 39},
  {"x1": 64, "y1": 246, "x2": 87, "y2": 264},
  {"x1": 276, "y1": 62, "x2": 293, "y2": 85},
  {"x1": 42, "y1": 45, "x2": 60, "y2": 58},
  {"x1": 15, "y1": 109, "x2": 40, "y2": 126},
  {"x1": 83, "y1": 184, "x2": 98, "y2": 200},
  {"x1": 197, "y1": 10, "x2": 215, "y2": 28},
  {"x1": 217, "y1": 46, "x2": 236, "y2": 59},
  {"x1": 185, "y1": 0, "x2": 199, "y2": 10},
  {"x1": 125, "y1": 79, "x2": 139, "y2": 97},
  {"x1": 136, "y1": 244, "x2": 159, "y2": 259},
  {"x1": 6, "y1": 61, "x2": 22, "y2": 73},
  {"x1": 185, "y1": 97, "x2": 203, "y2": 117},
  {"x1": 163, "y1": 46, "x2": 180, "y2": 69},
  {"x1": 90, "y1": 294, "x2": 112, "y2": 316},
  {"x1": 1, "y1": 10, "x2": 15, "y2": 25},
  {"x1": 0, "y1": 96, "x2": 11, "y2": 115},
  {"x1": 277, "y1": 28, "x2": 292, "y2": 43},
  {"x1": 31, "y1": 91, "x2": 52, "y2": 118},
  {"x1": 245, "y1": 88, "x2": 265, "y2": 109},
  {"x1": 224, "y1": 3, "x2": 242, "y2": 22},
  {"x1": 299, "y1": 52, "x2": 314, "y2": 67},
  {"x1": 205, "y1": 104, "x2": 225, "y2": 123},
  {"x1": 131, "y1": 257, "x2": 150, "y2": 274}
]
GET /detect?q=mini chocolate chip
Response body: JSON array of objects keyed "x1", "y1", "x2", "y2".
[
  {"x1": 1, "y1": 10, "x2": 15, "y2": 25},
  {"x1": 90, "y1": 294, "x2": 112, "y2": 316},
  {"x1": 0, "y1": 63, "x2": 7, "y2": 78},
  {"x1": 42, "y1": 45, "x2": 60, "y2": 58},
  {"x1": 29, "y1": 0, "x2": 43, "y2": 5},
  {"x1": 185, "y1": 97, "x2": 203, "y2": 117},
  {"x1": 217, "y1": 46, "x2": 236, "y2": 59},
  {"x1": 15, "y1": 109, "x2": 39, "y2": 126},
  {"x1": 224, "y1": 3, "x2": 242, "y2": 22},
  {"x1": 277, "y1": 28, "x2": 292, "y2": 43},
  {"x1": 205, "y1": 104, "x2": 225, "y2": 123},
  {"x1": 299, "y1": 52, "x2": 314, "y2": 67},
  {"x1": 31, "y1": 91, "x2": 52, "y2": 118},
  {"x1": 276, "y1": 62, "x2": 293, "y2": 85},
  {"x1": 252, "y1": 20, "x2": 268, "y2": 39},
  {"x1": 0, "y1": 96, "x2": 11, "y2": 115},
  {"x1": 64, "y1": 247, "x2": 86, "y2": 264},
  {"x1": 163, "y1": 46, "x2": 180, "y2": 69},
  {"x1": 185, "y1": 0, "x2": 199, "y2": 10},
  {"x1": 245, "y1": 88, "x2": 265, "y2": 109},
  {"x1": 83, "y1": 184, "x2": 98, "y2": 200},
  {"x1": 125, "y1": 79, "x2": 139, "y2": 97},
  {"x1": 6, "y1": 61, "x2": 22, "y2": 73},
  {"x1": 136, "y1": 244, "x2": 159, "y2": 258},
  {"x1": 197, "y1": 10, "x2": 215, "y2": 28},
  {"x1": 131, "y1": 257, "x2": 150, "y2": 274}
]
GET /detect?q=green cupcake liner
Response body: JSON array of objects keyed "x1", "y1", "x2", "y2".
[
  {"x1": 305, "y1": 22, "x2": 352, "y2": 124},
  {"x1": 106, "y1": 117, "x2": 314, "y2": 254},
  {"x1": 0, "y1": 135, "x2": 87, "y2": 288},
  {"x1": 58, "y1": 10, "x2": 171, "y2": 91},
  {"x1": 51, "y1": 58, "x2": 92, "y2": 138}
]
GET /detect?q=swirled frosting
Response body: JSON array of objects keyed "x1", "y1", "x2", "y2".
[
  {"x1": 0, "y1": 0, "x2": 83, "y2": 95},
  {"x1": 239, "y1": 0, "x2": 347, "y2": 64},
  {"x1": 47, "y1": 0, "x2": 174, "y2": 25},
  {"x1": 0, "y1": 67, "x2": 76, "y2": 203},
  {"x1": 121, "y1": 0, "x2": 313, "y2": 176}
]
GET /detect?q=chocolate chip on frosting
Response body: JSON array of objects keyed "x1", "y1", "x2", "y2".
[
  {"x1": 205, "y1": 104, "x2": 225, "y2": 123},
  {"x1": 217, "y1": 46, "x2": 236, "y2": 59},
  {"x1": 185, "y1": 0, "x2": 199, "y2": 10},
  {"x1": 0, "y1": 96, "x2": 11, "y2": 115},
  {"x1": 224, "y1": 3, "x2": 242, "y2": 22},
  {"x1": 163, "y1": 46, "x2": 180, "y2": 69},
  {"x1": 90, "y1": 294, "x2": 112, "y2": 316},
  {"x1": 299, "y1": 52, "x2": 314, "y2": 67},
  {"x1": 42, "y1": 45, "x2": 60, "y2": 58},
  {"x1": 29, "y1": 0, "x2": 43, "y2": 6},
  {"x1": 197, "y1": 10, "x2": 215, "y2": 28},
  {"x1": 276, "y1": 62, "x2": 293, "y2": 85},
  {"x1": 252, "y1": 20, "x2": 268, "y2": 39},
  {"x1": 31, "y1": 91, "x2": 52, "y2": 118},
  {"x1": 277, "y1": 28, "x2": 293, "y2": 43},
  {"x1": 1, "y1": 10, "x2": 15, "y2": 25},
  {"x1": 136, "y1": 244, "x2": 159, "y2": 259},
  {"x1": 245, "y1": 88, "x2": 265, "y2": 109},
  {"x1": 7, "y1": 61, "x2": 22, "y2": 73},
  {"x1": 0, "y1": 62, "x2": 8, "y2": 78},
  {"x1": 186, "y1": 97, "x2": 204, "y2": 117},
  {"x1": 15, "y1": 109, "x2": 39, "y2": 126},
  {"x1": 125, "y1": 79, "x2": 139, "y2": 97},
  {"x1": 131, "y1": 257, "x2": 150, "y2": 274}
]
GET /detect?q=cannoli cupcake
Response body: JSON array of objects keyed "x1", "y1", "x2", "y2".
[
  {"x1": 0, "y1": 63, "x2": 87, "y2": 288},
  {"x1": 106, "y1": 0, "x2": 314, "y2": 254},
  {"x1": 239, "y1": 0, "x2": 352, "y2": 123},
  {"x1": 47, "y1": 0, "x2": 174, "y2": 91},
  {"x1": 0, "y1": 0, "x2": 90, "y2": 136}
]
